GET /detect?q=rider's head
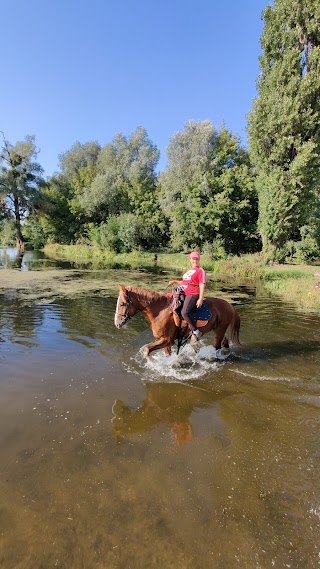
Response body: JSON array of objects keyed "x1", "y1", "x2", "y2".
[{"x1": 189, "y1": 251, "x2": 200, "y2": 265}]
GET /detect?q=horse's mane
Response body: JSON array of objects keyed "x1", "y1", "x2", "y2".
[{"x1": 126, "y1": 286, "x2": 168, "y2": 304}]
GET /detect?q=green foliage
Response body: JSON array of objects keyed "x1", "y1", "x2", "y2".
[
  {"x1": 295, "y1": 235, "x2": 320, "y2": 263},
  {"x1": 29, "y1": 128, "x2": 169, "y2": 251},
  {"x1": 202, "y1": 239, "x2": 227, "y2": 261},
  {"x1": 0, "y1": 219, "x2": 16, "y2": 245},
  {"x1": 58, "y1": 141, "x2": 101, "y2": 178},
  {"x1": 80, "y1": 127, "x2": 159, "y2": 219},
  {"x1": 117, "y1": 213, "x2": 142, "y2": 252},
  {"x1": 24, "y1": 218, "x2": 46, "y2": 249},
  {"x1": 160, "y1": 120, "x2": 259, "y2": 253},
  {"x1": 35, "y1": 175, "x2": 85, "y2": 244},
  {"x1": 248, "y1": 0, "x2": 320, "y2": 257},
  {"x1": 0, "y1": 134, "x2": 44, "y2": 247},
  {"x1": 72, "y1": 127, "x2": 169, "y2": 250},
  {"x1": 87, "y1": 212, "x2": 166, "y2": 253},
  {"x1": 87, "y1": 220, "x2": 116, "y2": 251}
]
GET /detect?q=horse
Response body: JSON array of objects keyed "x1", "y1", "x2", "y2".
[{"x1": 114, "y1": 284, "x2": 241, "y2": 357}]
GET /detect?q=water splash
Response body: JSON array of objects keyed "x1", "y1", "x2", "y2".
[{"x1": 134, "y1": 343, "x2": 230, "y2": 381}]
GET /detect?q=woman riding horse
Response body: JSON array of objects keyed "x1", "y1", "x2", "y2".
[
  {"x1": 169, "y1": 251, "x2": 206, "y2": 344},
  {"x1": 114, "y1": 283, "x2": 240, "y2": 357}
]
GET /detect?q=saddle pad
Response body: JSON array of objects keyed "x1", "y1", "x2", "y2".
[{"x1": 193, "y1": 302, "x2": 212, "y2": 320}]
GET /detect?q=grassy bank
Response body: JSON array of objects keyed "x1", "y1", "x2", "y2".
[{"x1": 44, "y1": 244, "x2": 320, "y2": 312}]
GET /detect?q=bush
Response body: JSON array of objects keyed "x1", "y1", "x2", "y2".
[
  {"x1": 118, "y1": 213, "x2": 142, "y2": 252},
  {"x1": 294, "y1": 237, "x2": 320, "y2": 263},
  {"x1": 87, "y1": 214, "x2": 143, "y2": 253},
  {"x1": 0, "y1": 219, "x2": 16, "y2": 246},
  {"x1": 87, "y1": 219, "x2": 122, "y2": 252},
  {"x1": 202, "y1": 239, "x2": 227, "y2": 261},
  {"x1": 24, "y1": 218, "x2": 46, "y2": 249}
]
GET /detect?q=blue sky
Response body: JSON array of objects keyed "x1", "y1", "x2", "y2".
[{"x1": 1, "y1": 0, "x2": 268, "y2": 177}]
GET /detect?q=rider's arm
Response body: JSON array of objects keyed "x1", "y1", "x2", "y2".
[{"x1": 196, "y1": 283, "x2": 205, "y2": 307}]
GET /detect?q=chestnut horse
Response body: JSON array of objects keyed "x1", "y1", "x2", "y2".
[{"x1": 114, "y1": 284, "x2": 240, "y2": 357}]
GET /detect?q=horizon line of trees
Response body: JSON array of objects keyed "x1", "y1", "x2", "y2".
[
  {"x1": 1, "y1": 0, "x2": 319, "y2": 263},
  {"x1": 0, "y1": 124, "x2": 260, "y2": 259}
]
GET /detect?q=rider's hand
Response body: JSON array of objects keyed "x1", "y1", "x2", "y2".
[{"x1": 196, "y1": 299, "x2": 203, "y2": 308}]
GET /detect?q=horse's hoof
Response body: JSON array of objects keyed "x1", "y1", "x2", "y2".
[{"x1": 143, "y1": 346, "x2": 150, "y2": 357}]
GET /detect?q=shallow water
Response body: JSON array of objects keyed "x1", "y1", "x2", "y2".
[
  {"x1": 0, "y1": 270, "x2": 320, "y2": 568},
  {"x1": 0, "y1": 247, "x2": 66, "y2": 270}
]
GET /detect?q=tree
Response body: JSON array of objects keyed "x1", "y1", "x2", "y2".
[
  {"x1": 160, "y1": 121, "x2": 258, "y2": 253},
  {"x1": 247, "y1": 0, "x2": 320, "y2": 259},
  {"x1": 79, "y1": 127, "x2": 169, "y2": 249},
  {"x1": 35, "y1": 175, "x2": 84, "y2": 244},
  {"x1": 58, "y1": 141, "x2": 101, "y2": 178},
  {"x1": 0, "y1": 133, "x2": 44, "y2": 250},
  {"x1": 80, "y1": 127, "x2": 159, "y2": 217},
  {"x1": 32, "y1": 141, "x2": 101, "y2": 245}
]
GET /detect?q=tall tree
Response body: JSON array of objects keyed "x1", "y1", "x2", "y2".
[
  {"x1": 0, "y1": 134, "x2": 44, "y2": 250},
  {"x1": 247, "y1": 0, "x2": 320, "y2": 258},
  {"x1": 79, "y1": 127, "x2": 168, "y2": 248},
  {"x1": 32, "y1": 141, "x2": 101, "y2": 245},
  {"x1": 160, "y1": 121, "x2": 258, "y2": 253},
  {"x1": 80, "y1": 127, "x2": 160, "y2": 218}
]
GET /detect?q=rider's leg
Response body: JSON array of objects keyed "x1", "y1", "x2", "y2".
[{"x1": 181, "y1": 295, "x2": 198, "y2": 332}]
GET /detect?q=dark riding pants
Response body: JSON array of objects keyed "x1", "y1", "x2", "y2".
[{"x1": 181, "y1": 294, "x2": 198, "y2": 332}]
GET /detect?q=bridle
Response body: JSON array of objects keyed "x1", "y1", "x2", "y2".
[{"x1": 116, "y1": 290, "x2": 141, "y2": 326}]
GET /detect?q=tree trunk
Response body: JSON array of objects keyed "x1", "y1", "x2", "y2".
[{"x1": 14, "y1": 195, "x2": 25, "y2": 252}]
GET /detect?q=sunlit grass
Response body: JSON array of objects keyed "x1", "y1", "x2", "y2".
[{"x1": 264, "y1": 277, "x2": 320, "y2": 311}]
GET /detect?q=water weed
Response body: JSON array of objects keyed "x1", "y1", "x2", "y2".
[{"x1": 43, "y1": 245, "x2": 320, "y2": 312}]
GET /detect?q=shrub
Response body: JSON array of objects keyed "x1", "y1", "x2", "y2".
[{"x1": 0, "y1": 219, "x2": 16, "y2": 246}]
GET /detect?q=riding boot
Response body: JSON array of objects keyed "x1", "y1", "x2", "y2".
[{"x1": 190, "y1": 329, "x2": 202, "y2": 344}]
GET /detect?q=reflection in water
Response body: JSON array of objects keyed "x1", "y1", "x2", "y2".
[
  {"x1": 0, "y1": 296, "x2": 44, "y2": 345},
  {"x1": 0, "y1": 247, "x2": 61, "y2": 270},
  {"x1": 0, "y1": 277, "x2": 320, "y2": 568},
  {"x1": 111, "y1": 381, "x2": 238, "y2": 446},
  {"x1": 0, "y1": 247, "x2": 166, "y2": 272}
]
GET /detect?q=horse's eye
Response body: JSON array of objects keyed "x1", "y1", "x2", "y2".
[{"x1": 120, "y1": 302, "x2": 127, "y2": 307}]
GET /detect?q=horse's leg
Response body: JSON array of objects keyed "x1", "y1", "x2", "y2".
[
  {"x1": 143, "y1": 337, "x2": 174, "y2": 357},
  {"x1": 221, "y1": 337, "x2": 229, "y2": 349},
  {"x1": 164, "y1": 346, "x2": 172, "y2": 357},
  {"x1": 212, "y1": 326, "x2": 229, "y2": 351}
]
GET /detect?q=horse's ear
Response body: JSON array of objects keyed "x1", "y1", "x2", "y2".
[{"x1": 119, "y1": 284, "x2": 127, "y2": 292}]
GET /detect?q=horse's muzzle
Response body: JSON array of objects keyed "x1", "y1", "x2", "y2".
[{"x1": 115, "y1": 315, "x2": 129, "y2": 329}]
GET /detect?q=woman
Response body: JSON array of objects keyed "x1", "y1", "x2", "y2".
[{"x1": 168, "y1": 251, "x2": 206, "y2": 344}]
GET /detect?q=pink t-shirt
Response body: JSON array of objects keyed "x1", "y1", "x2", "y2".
[{"x1": 181, "y1": 267, "x2": 206, "y2": 295}]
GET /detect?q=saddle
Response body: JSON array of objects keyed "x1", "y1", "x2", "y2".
[{"x1": 168, "y1": 290, "x2": 212, "y2": 329}]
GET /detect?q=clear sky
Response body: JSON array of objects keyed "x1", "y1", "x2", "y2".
[{"x1": 1, "y1": 0, "x2": 269, "y2": 178}]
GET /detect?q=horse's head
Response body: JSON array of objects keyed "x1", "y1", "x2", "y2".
[{"x1": 114, "y1": 285, "x2": 139, "y2": 329}]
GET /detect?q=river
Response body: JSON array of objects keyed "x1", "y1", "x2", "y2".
[{"x1": 0, "y1": 248, "x2": 320, "y2": 568}]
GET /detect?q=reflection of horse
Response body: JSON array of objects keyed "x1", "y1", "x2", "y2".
[
  {"x1": 114, "y1": 284, "x2": 240, "y2": 356},
  {"x1": 111, "y1": 381, "x2": 237, "y2": 445}
]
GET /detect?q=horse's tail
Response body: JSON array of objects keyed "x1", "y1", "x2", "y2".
[{"x1": 226, "y1": 309, "x2": 241, "y2": 345}]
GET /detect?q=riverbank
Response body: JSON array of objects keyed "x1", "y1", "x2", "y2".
[
  {"x1": 1, "y1": 245, "x2": 319, "y2": 311},
  {"x1": 43, "y1": 244, "x2": 320, "y2": 312}
]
